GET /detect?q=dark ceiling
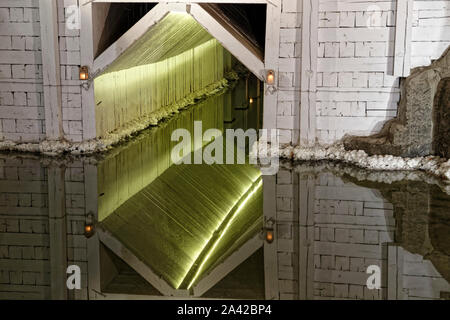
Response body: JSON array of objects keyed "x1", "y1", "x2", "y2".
[{"x1": 96, "y1": 3, "x2": 267, "y2": 58}]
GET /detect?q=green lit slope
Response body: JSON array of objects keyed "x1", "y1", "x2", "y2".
[
  {"x1": 94, "y1": 12, "x2": 231, "y2": 137},
  {"x1": 101, "y1": 13, "x2": 213, "y2": 74},
  {"x1": 97, "y1": 95, "x2": 224, "y2": 222},
  {"x1": 100, "y1": 162, "x2": 263, "y2": 290}
]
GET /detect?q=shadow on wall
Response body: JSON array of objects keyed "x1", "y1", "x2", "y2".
[{"x1": 433, "y1": 77, "x2": 450, "y2": 158}]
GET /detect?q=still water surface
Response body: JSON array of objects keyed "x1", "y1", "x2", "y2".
[{"x1": 0, "y1": 100, "x2": 449, "y2": 300}]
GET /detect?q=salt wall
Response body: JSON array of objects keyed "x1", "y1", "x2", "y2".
[
  {"x1": 313, "y1": 0, "x2": 450, "y2": 144},
  {"x1": 97, "y1": 95, "x2": 224, "y2": 221},
  {"x1": 0, "y1": 0, "x2": 82, "y2": 143},
  {"x1": 0, "y1": 1, "x2": 450, "y2": 147}
]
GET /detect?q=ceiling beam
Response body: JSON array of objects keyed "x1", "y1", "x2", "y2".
[
  {"x1": 98, "y1": 228, "x2": 185, "y2": 297},
  {"x1": 193, "y1": 232, "x2": 263, "y2": 297},
  {"x1": 93, "y1": 2, "x2": 170, "y2": 75},
  {"x1": 190, "y1": 3, "x2": 265, "y2": 80},
  {"x1": 91, "y1": 0, "x2": 270, "y2": 3}
]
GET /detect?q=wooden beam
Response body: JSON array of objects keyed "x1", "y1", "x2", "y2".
[
  {"x1": 193, "y1": 233, "x2": 263, "y2": 297},
  {"x1": 84, "y1": 163, "x2": 102, "y2": 300},
  {"x1": 92, "y1": 0, "x2": 269, "y2": 3},
  {"x1": 39, "y1": 0, "x2": 63, "y2": 140},
  {"x1": 263, "y1": 174, "x2": 279, "y2": 300},
  {"x1": 98, "y1": 229, "x2": 182, "y2": 297},
  {"x1": 300, "y1": 0, "x2": 318, "y2": 146},
  {"x1": 80, "y1": 0, "x2": 97, "y2": 140},
  {"x1": 394, "y1": 0, "x2": 414, "y2": 76},
  {"x1": 47, "y1": 166, "x2": 68, "y2": 300},
  {"x1": 190, "y1": 3, "x2": 265, "y2": 80},
  {"x1": 387, "y1": 244, "x2": 404, "y2": 299},
  {"x1": 298, "y1": 173, "x2": 315, "y2": 300},
  {"x1": 263, "y1": 0, "x2": 281, "y2": 130},
  {"x1": 92, "y1": 3, "x2": 170, "y2": 75}
]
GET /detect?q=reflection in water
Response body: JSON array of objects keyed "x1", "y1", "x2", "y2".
[{"x1": 0, "y1": 113, "x2": 449, "y2": 300}]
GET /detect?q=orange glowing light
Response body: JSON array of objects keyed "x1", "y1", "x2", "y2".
[
  {"x1": 79, "y1": 66, "x2": 89, "y2": 80},
  {"x1": 249, "y1": 98, "x2": 254, "y2": 104},
  {"x1": 85, "y1": 225, "x2": 92, "y2": 233},
  {"x1": 266, "y1": 70, "x2": 275, "y2": 85},
  {"x1": 266, "y1": 230, "x2": 274, "y2": 243}
]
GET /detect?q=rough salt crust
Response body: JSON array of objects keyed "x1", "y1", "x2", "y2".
[
  {"x1": 254, "y1": 141, "x2": 450, "y2": 183},
  {"x1": 278, "y1": 160, "x2": 450, "y2": 196},
  {"x1": 0, "y1": 72, "x2": 239, "y2": 157}
]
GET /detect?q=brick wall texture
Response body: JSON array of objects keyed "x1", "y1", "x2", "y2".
[
  {"x1": 1, "y1": 0, "x2": 450, "y2": 145},
  {"x1": 274, "y1": 168, "x2": 450, "y2": 300}
]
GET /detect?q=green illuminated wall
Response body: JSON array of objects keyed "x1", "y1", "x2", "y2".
[
  {"x1": 97, "y1": 95, "x2": 224, "y2": 221},
  {"x1": 94, "y1": 13, "x2": 232, "y2": 138},
  {"x1": 101, "y1": 161, "x2": 263, "y2": 290}
]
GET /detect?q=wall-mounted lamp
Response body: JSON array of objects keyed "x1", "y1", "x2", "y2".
[
  {"x1": 84, "y1": 212, "x2": 96, "y2": 239},
  {"x1": 262, "y1": 217, "x2": 275, "y2": 244},
  {"x1": 84, "y1": 224, "x2": 95, "y2": 238},
  {"x1": 266, "y1": 70, "x2": 275, "y2": 85},
  {"x1": 79, "y1": 66, "x2": 89, "y2": 81},
  {"x1": 249, "y1": 98, "x2": 254, "y2": 104},
  {"x1": 265, "y1": 229, "x2": 274, "y2": 243}
]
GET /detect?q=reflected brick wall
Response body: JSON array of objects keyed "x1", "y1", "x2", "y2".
[
  {"x1": 0, "y1": 158, "x2": 49, "y2": 298},
  {"x1": 0, "y1": 157, "x2": 88, "y2": 300},
  {"x1": 272, "y1": 167, "x2": 449, "y2": 300}
]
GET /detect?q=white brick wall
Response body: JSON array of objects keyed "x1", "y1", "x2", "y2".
[
  {"x1": 277, "y1": 0, "x2": 301, "y2": 144},
  {"x1": 58, "y1": 0, "x2": 82, "y2": 143},
  {"x1": 316, "y1": 1, "x2": 398, "y2": 144},
  {"x1": 411, "y1": 1, "x2": 450, "y2": 67},
  {"x1": 0, "y1": 0, "x2": 82, "y2": 144},
  {"x1": 1, "y1": 0, "x2": 450, "y2": 147},
  {"x1": 0, "y1": 0, "x2": 45, "y2": 143},
  {"x1": 313, "y1": 0, "x2": 450, "y2": 145}
]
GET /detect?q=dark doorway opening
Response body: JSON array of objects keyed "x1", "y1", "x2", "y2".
[{"x1": 433, "y1": 78, "x2": 450, "y2": 158}]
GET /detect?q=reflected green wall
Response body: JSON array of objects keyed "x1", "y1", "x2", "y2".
[{"x1": 97, "y1": 95, "x2": 225, "y2": 221}]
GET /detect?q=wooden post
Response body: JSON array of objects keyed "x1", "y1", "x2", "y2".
[
  {"x1": 300, "y1": 0, "x2": 318, "y2": 146},
  {"x1": 48, "y1": 166, "x2": 67, "y2": 300},
  {"x1": 83, "y1": 163, "x2": 102, "y2": 300},
  {"x1": 39, "y1": 0, "x2": 63, "y2": 140},
  {"x1": 263, "y1": 174, "x2": 279, "y2": 300},
  {"x1": 263, "y1": 0, "x2": 281, "y2": 131},
  {"x1": 80, "y1": 0, "x2": 97, "y2": 140},
  {"x1": 394, "y1": 0, "x2": 414, "y2": 77},
  {"x1": 387, "y1": 244, "x2": 404, "y2": 299},
  {"x1": 298, "y1": 173, "x2": 315, "y2": 300}
]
